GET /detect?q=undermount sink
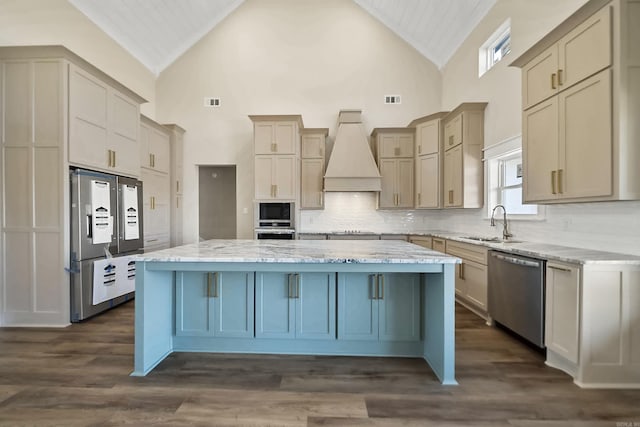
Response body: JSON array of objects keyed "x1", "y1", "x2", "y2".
[{"x1": 462, "y1": 236, "x2": 522, "y2": 244}]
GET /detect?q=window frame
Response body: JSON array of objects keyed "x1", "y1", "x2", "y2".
[{"x1": 479, "y1": 18, "x2": 511, "y2": 77}]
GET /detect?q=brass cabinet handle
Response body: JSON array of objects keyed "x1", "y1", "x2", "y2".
[
  {"x1": 459, "y1": 263, "x2": 465, "y2": 280},
  {"x1": 274, "y1": 184, "x2": 278, "y2": 198},
  {"x1": 551, "y1": 170, "x2": 557, "y2": 195},
  {"x1": 394, "y1": 147, "x2": 400, "y2": 156},
  {"x1": 295, "y1": 273, "x2": 300, "y2": 299},
  {"x1": 177, "y1": 180, "x2": 180, "y2": 192},
  {"x1": 448, "y1": 190, "x2": 453, "y2": 204},
  {"x1": 557, "y1": 169, "x2": 563, "y2": 194},
  {"x1": 549, "y1": 265, "x2": 572, "y2": 273},
  {"x1": 207, "y1": 271, "x2": 218, "y2": 298},
  {"x1": 107, "y1": 150, "x2": 111, "y2": 167},
  {"x1": 370, "y1": 274, "x2": 378, "y2": 299},
  {"x1": 288, "y1": 274, "x2": 293, "y2": 298},
  {"x1": 378, "y1": 274, "x2": 384, "y2": 300},
  {"x1": 149, "y1": 153, "x2": 153, "y2": 167},
  {"x1": 418, "y1": 144, "x2": 421, "y2": 154},
  {"x1": 558, "y1": 69, "x2": 563, "y2": 85},
  {"x1": 112, "y1": 150, "x2": 116, "y2": 167},
  {"x1": 551, "y1": 73, "x2": 557, "y2": 90},
  {"x1": 417, "y1": 193, "x2": 421, "y2": 205},
  {"x1": 448, "y1": 135, "x2": 454, "y2": 146}
]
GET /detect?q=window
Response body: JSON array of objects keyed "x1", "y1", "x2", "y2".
[
  {"x1": 479, "y1": 19, "x2": 511, "y2": 77},
  {"x1": 485, "y1": 136, "x2": 543, "y2": 220}
]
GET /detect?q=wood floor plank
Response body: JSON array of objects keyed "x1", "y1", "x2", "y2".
[{"x1": 0, "y1": 300, "x2": 639, "y2": 426}]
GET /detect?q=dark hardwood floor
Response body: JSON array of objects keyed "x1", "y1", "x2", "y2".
[{"x1": 0, "y1": 301, "x2": 638, "y2": 426}]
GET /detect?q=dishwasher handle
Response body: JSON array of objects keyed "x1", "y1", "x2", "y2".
[{"x1": 491, "y1": 252, "x2": 541, "y2": 268}]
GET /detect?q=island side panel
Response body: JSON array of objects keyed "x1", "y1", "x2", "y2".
[
  {"x1": 132, "y1": 262, "x2": 175, "y2": 376},
  {"x1": 423, "y1": 264, "x2": 457, "y2": 385}
]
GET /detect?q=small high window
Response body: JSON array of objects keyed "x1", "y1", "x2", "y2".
[{"x1": 479, "y1": 19, "x2": 511, "y2": 77}]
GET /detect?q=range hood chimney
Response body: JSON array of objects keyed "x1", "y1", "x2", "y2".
[{"x1": 324, "y1": 110, "x2": 381, "y2": 192}]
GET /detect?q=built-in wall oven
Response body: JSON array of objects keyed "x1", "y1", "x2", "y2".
[{"x1": 254, "y1": 202, "x2": 295, "y2": 239}]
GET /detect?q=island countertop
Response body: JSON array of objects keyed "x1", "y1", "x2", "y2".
[{"x1": 136, "y1": 239, "x2": 461, "y2": 265}]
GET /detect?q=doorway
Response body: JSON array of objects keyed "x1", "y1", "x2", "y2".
[{"x1": 198, "y1": 165, "x2": 237, "y2": 240}]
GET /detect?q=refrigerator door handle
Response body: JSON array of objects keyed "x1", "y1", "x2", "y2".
[{"x1": 86, "y1": 215, "x2": 92, "y2": 238}]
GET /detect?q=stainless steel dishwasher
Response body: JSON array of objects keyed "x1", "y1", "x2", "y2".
[{"x1": 488, "y1": 251, "x2": 545, "y2": 348}]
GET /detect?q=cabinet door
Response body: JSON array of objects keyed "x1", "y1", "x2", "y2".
[
  {"x1": 545, "y1": 262, "x2": 580, "y2": 363},
  {"x1": 459, "y1": 259, "x2": 488, "y2": 311},
  {"x1": 432, "y1": 238, "x2": 446, "y2": 253},
  {"x1": 254, "y1": 121, "x2": 297, "y2": 154},
  {"x1": 109, "y1": 91, "x2": 140, "y2": 177},
  {"x1": 255, "y1": 272, "x2": 295, "y2": 338},
  {"x1": 378, "y1": 134, "x2": 398, "y2": 158},
  {"x1": 175, "y1": 271, "x2": 212, "y2": 336},
  {"x1": 274, "y1": 156, "x2": 296, "y2": 200},
  {"x1": 142, "y1": 169, "x2": 170, "y2": 247},
  {"x1": 274, "y1": 122, "x2": 297, "y2": 154},
  {"x1": 301, "y1": 134, "x2": 325, "y2": 158},
  {"x1": 378, "y1": 159, "x2": 396, "y2": 208},
  {"x1": 417, "y1": 120, "x2": 440, "y2": 155},
  {"x1": 454, "y1": 264, "x2": 467, "y2": 298},
  {"x1": 378, "y1": 273, "x2": 420, "y2": 342},
  {"x1": 523, "y1": 44, "x2": 559, "y2": 110},
  {"x1": 296, "y1": 273, "x2": 336, "y2": 340},
  {"x1": 214, "y1": 272, "x2": 255, "y2": 338},
  {"x1": 409, "y1": 236, "x2": 432, "y2": 249},
  {"x1": 147, "y1": 127, "x2": 170, "y2": 174},
  {"x1": 558, "y1": 6, "x2": 611, "y2": 90},
  {"x1": 417, "y1": 153, "x2": 439, "y2": 208},
  {"x1": 68, "y1": 65, "x2": 109, "y2": 169},
  {"x1": 523, "y1": 97, "x2": 559, "y2": 202},
  {"x1": 397, "y1": 158, "x2": 414, "y2": 208},
  {"x1": 559, "y1": 70, "x2": 612, "y2": 199},
  {"x1": 337, "y1": 273, "x2": 378, "y2": 341},
  {"x1": 444, "y1": 114, "x2": 462, "y2": 149},
  {"x1": 254, "y1": 155, "x2": 274, "y2": 199},
  {"x1": 397, "y1": 134, "x2": 414, "y2": 157},
  {"x1": 301, "y1": 158, "x2": 324, "y2": 209},
  {"x1": 443, "y1": 145, "x2": 462, "y2": 207}
]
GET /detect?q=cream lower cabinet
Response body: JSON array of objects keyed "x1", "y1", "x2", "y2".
[
  {"x1": 443, "y1": 146, "x2": 463, "y2": 207},
  {"x1": 545, "y1": 262, "x2": 640, "y2": 388},
  {"x1": 255, "y1": 155, "x2": 297, "y2": 201},
  {"x1": 409, "y1": 236, "x2": 432, "y2": 249},
  {"x1": 432, "y1": 238, "x2": 446, "y2": 253},
  {"x1": 166, "y1": 124, "x2": 185, "y2": 247},
  {"x1": 142, "y1": 169, "x2": 170, "y2": 251},
  {"x1": 445, "y1": 240, "x2": 488, "y2": 317},
  {"x1": 545, "y1": 262, "x2": 580, "y2": 363}
]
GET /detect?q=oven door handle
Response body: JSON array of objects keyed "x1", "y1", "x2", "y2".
[{"x1": 492, "y1": 252, "x2": 541, "y2": 268}]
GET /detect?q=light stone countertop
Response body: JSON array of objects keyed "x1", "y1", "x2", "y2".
[
  {"x1": 412, "y1": 231, "x2": 640, "y2": 265},
  {"x1": 136, "y1": 239, "x2": 460, "y2": 264}
]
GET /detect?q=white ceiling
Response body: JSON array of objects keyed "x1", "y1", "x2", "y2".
[{"x1": 68, "y1": 0, "x2": 496, "y2": 75}]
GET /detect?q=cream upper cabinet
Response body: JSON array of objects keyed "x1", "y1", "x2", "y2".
[
  {"x1": 165, "y1": 124, "x2": 186, "y2": 247},
  {"x1": 523, "y1": 6, "x2": 611, "y2": 110},
  {"x1": 441, "y1": 104, "x2": 486, "y2": 209},
  {"x1": 513, "y1": 0, "x2": 640, "y2": 203},
  {"x1": 545, "y1": 262, "x2": 580, "y2": 364},
  {"x1": 373, "y1": 128, "x2": 415, "y2": 209},
  {"x1": 250, "y1": 115, "x2": 302, "y2": 202},
  {"x1": 68, "y1": 64, "x2": 141, "y2": 177},
  {"x1": 254, "y1": 155, "x2": 297, "y2": 201},
  {"x1": 142, "y1": 168, "x2": 170, "y2": 251},
  {"x1": 410, "y1": 113, "x2": 447, "y2": 209},
  {"x1": 250, "y1": 116, "x2": 302, "y2": 155},
  {"x1": 300, "y1": 128, "x2": 327, "y2": 209},
  {"x1": 140, "y1": 116, "x2": 171, "y2": 174}
]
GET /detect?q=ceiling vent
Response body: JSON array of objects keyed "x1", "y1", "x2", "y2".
[
  {"x1": 204, "y1": 97, "x2": 221, "y2": 107},
  {"x1": 384, "y1": 95, "x2": 401, "y2": 104}
]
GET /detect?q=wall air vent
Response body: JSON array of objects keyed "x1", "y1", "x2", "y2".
[
  {"x1": 204, "y1": 97, "x2": 221, "y2": 107},
  {"x1": 384, "y1": 95, "x2": 401, "y2": 105}
]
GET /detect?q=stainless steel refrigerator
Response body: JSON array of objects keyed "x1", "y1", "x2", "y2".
[{"x1": 69, "y1": 168, "x2": 144, "y2": 322}]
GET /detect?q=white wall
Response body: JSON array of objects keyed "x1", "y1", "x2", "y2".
[
  {"x1": 0, "y1": 0, "x2": 156, "y2": 116},
  {"x1": 155, "y1": 0, "x2": 442, "y2": 240},
  {"x1": 436, "y1": 0, "x2": 640, "y2": 256}
]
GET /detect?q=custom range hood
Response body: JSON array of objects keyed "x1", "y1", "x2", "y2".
[{"x1": 324, "y1": 110, "x2": 381, "y2": 192}]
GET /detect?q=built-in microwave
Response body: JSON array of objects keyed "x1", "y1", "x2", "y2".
[{"x1": 256, "y1": 202, "x2": 294, "y2": 228}]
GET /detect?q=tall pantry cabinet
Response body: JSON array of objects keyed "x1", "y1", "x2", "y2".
[{"x1": 0, "y1": 46, "x2": 146, "y2": 327}]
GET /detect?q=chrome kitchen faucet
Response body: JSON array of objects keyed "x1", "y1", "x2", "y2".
[{"x1": 490, "y1": 204, "x2": 513, "y2": 241}]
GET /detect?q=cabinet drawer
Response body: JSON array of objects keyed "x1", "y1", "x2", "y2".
[
  {"x1": 445, "y1": 240, "x2": 488, "y2": 265},
  {"x1": 409, "y1": 236, "x2": 432, "y2": 249},
  {"x1": 432, "y1": 238, "x2": 446, "y2": 253}
]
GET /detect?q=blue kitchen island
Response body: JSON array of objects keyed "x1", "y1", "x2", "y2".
[{"x1": 132, "y1": 239, "x2": 460, "y2": 385}]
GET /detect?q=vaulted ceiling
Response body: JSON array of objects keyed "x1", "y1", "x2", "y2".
[{"x1": 68, "y1": 0, "x2": 497, "y2": 76}]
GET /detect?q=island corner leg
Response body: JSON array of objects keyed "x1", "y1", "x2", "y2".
[
  {"x1": 132, "y1": 262, "x2": 174, "y2": 376},
  {"x1": 423, "y1": 264, "x2": 457, "y2": 385}
]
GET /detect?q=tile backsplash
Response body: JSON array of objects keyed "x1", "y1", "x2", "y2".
[{"x1": 300, "y1": 193, "x2": 640, "y2": 256}]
